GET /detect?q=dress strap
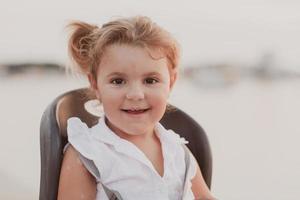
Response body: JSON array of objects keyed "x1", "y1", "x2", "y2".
[
  {"x1": 182, "y1": 144, "x2": 197, "y2": 199},
  {"x1": 182, "y1": 144, "x2": 191, "y2": 188}
]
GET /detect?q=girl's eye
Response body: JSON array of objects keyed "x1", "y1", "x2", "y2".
[
  {"x1": 145, "y1": 78, "x2": 158, "y2": 84},
  {"x1": 111, "y1": 78, "x2": 125, "y2": 85}
]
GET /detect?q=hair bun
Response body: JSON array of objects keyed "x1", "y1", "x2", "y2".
[{"x1": 67, "y1": 21, "x2": 98, "y2": 73}]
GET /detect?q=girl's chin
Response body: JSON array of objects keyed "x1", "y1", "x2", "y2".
[{"x1": 116, "y1": 125, "x2": 155, "y2": 138}]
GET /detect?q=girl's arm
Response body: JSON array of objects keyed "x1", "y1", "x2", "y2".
[
  {"x1": 58, "y1": 145, "x2": 97, "y2": 200},
  {"x1": 190, "y1": 154, "x2": 216, "y2": 200}
]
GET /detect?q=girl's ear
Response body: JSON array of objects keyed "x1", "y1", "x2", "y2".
[
  {"x1": 88, "y1": 73, "x2": 101, "y2": 99},
  {"x1": 169, "y1": 70, "x2": 178, "y2": 90},
  {"x1": 88, "y1": 73, "x2": 97, "y2": 90}
]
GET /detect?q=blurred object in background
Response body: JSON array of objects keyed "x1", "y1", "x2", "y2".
[
  {"x1": 183, "y1": 63, "x2": 240, "y2": 88},
  {"x1": 0, "y1": 63, "x2": 64, "y2": 77},
  {"x1": 183, "y1": 52, "x2": 300, "y2": 88}
]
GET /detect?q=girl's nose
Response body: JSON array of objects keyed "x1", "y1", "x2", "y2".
[{"x1": 126, "y1": 84, "x2": 145, "y2": 100}]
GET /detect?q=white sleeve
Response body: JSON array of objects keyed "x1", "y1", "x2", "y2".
[{"x1": 66, "y1": 117, "x2": 94, "y2": 160}]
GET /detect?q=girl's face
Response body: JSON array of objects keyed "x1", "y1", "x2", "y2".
[{"x1": 90, "y1": 44, "x2": 176, "y2": 139}]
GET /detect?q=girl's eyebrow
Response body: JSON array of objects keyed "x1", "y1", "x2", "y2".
[
  {"x1": 143, "y1": 72, "x2": 162, "y2": 77},
  {"x1": 106, "y1": 72, "x2": 127, "y2": 77},
  {"x1": 107, "y1": 71, "x2": 162, "y2": 77}
]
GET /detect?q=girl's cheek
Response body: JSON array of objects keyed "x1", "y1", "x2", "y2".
[
  {"x1": 102, "y1": 85, "x2": 125, "y2": 95},
  {"x1": 148, "y1": 88, "x2": 170, "y2": 99}
]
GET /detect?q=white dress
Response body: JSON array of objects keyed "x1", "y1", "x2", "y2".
[{"x1": 66, "y1": 116, "x2": 197, "y2": 200}]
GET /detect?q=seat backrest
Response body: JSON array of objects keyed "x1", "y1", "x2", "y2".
[{"x1": 39, "y1": 88, "x2": 212, "y2": 200}]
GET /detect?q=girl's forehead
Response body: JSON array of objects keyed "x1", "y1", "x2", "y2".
[
  {"x1": 103, "y1": 44, "x2": 164, "y2": 61},
  {"x1": 99, "y1": 44, "x2": 168, "y2": 72}
]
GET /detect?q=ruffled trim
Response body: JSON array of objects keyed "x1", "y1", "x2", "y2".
[
  {"x1": 155, "y1": 123, "x2": 189, "y2": 145},
  {"x1": 67, "y1": 117, "x2": 96, "y2": 160},
  {"x1": 166, "y1": 129, "x2": 189, "y2": 145}
]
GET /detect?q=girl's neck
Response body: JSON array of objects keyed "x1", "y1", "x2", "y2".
[{"x1": 104, "y1": 117, "x2": 156, "y2": 143}]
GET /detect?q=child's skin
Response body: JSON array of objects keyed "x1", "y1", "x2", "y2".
[{"x1": 58, "y1": 44, "x2": 214, "y2": 200}]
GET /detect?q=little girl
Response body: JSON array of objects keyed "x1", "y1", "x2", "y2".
[{"x1": 58, "y1": 16, "x2": 214, "y2": 200}]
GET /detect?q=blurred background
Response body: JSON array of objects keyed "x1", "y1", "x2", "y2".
[{"x1": 1, "y1": 0, "x2": 299, "y2": 199}]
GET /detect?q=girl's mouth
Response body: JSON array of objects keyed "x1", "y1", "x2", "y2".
[{"x1": 121, "y1": 108, "x2": 150, "y2": 115}]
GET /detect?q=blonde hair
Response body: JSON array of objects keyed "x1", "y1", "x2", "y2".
[{"x1": 67, "y1": 16, "x2": 180, "y2": 80}]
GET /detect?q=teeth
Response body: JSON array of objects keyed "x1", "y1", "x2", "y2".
[
  {"x1": 121, "y1": 108, "x2": 149, "y2": 112},
  {"x1": 122, "y1": 108, "x2": 148, "y2": 112}
]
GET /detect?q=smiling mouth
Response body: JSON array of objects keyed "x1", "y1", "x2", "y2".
[{"x1": 121, "y1": 108, "x2": 150, "y2": 114}]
